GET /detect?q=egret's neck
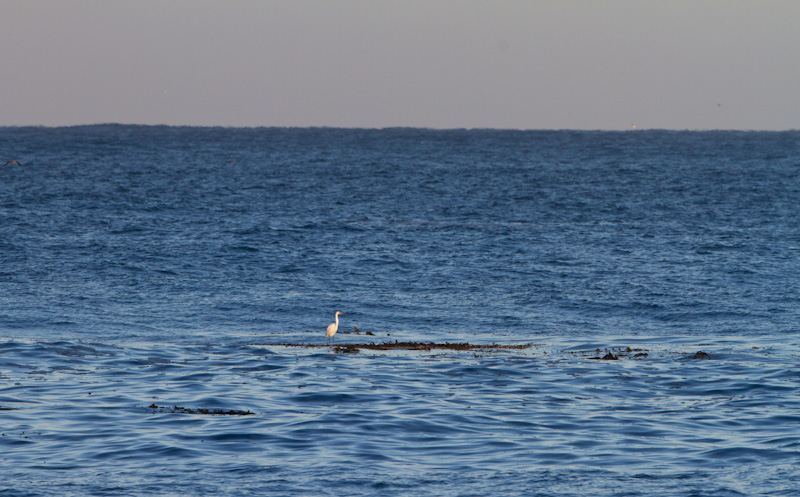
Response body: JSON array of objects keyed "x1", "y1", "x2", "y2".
[{"x1": 335, "y1": 314, "x2": 339, "y2": 325}]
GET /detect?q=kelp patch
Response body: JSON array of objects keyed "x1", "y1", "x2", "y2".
[
  {"x1": 260, "y1": 341, "x2": 535, "y2": 352},
  {"x1": 147, "y1": 404, "x2": 254, "y2": 416}
]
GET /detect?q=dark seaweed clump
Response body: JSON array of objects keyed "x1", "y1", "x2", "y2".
[
  {"x1": 267, "y1": 341, "x2": 534, "y2": 352},
  {"x1": 147, "y1": 404, "x2": 254, "y2": 416},
  {"x1": 580, "y1": 347, "x2": 650, "y2": 360}
]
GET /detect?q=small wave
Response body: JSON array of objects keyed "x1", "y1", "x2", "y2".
[{"x1": 702, "y1": 447, "x2": 799, "y2": 463}]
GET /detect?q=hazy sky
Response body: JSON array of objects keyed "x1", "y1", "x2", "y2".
[{"x1": 1, "y1": 1, "x2": 798, "y2": 130}]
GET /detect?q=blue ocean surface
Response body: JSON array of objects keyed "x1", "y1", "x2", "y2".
[{"x1": 1, "y1": 126, "x2": 799, "y2": 496}]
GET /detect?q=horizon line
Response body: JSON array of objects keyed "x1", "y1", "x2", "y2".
[{"x1": 1, "y1": 122, "x2": 798, "y2": 133}]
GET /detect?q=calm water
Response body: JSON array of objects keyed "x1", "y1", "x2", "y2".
[{"x1": 1, "y1": 126, "x2": 799, "y2": 495}]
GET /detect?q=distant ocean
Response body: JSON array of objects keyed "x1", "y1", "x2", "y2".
[{"x1": 2, "y1": 126, "x2": 799, "y2": 496}]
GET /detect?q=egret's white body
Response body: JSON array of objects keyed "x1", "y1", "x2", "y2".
[{"x1": 326, "y1": 311, "x2": 343, "y2": 344}]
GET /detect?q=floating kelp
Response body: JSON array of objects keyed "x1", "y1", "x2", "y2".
[
  {"x1": 146, "y1": 404, "x2": 254, "y2": 416},
  {"x1": 588, "y1": 352, "x2": 619, "y2": 360},
  {"x1": 570, "y1": 346, "x2": 651, "y2": 361},
  {"x1": 262, "y1": 341, "x2": 535, "y2": 352},
  {"x1": 253, "y1": 342, "x2": 721, "y2": 361},
  {"x1": 355, "y1": 341, "x2": 534, "y2": 351}
]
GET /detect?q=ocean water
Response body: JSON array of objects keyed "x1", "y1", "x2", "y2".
[{"x1": 1, "y1": 126, "x2": 799, "y2": 496}]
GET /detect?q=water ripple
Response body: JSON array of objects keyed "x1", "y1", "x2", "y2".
[{"x1": 2, "y1": 338, "x2": 798, "y2": 495}]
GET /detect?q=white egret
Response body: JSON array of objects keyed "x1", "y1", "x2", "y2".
[{"x1": 326, "y1": 311, "x2": 343, "y2": 344}]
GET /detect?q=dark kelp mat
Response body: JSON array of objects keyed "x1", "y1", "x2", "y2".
[
  {"x1": 259, "y1": 341, "x2": 535, "y2": 353},
  {"x1": 251, "y1": 342, "x2": 716, "y2": 360},
  {"x1": 147, "y1": 404, "x2": 254, "y2": 416}
]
